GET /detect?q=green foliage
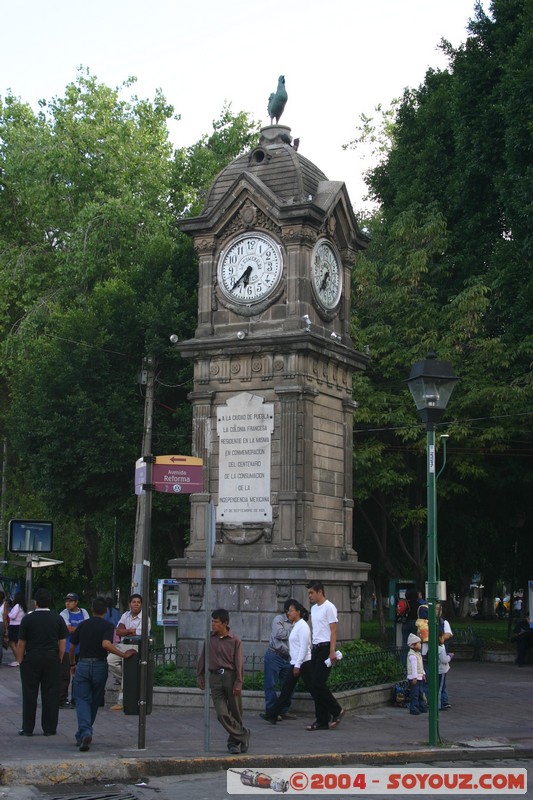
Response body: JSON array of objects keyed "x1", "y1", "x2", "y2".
[
  {"x1": 153, "y1": 662, "x2": 265, "y2": 691},
  {"x1": 328, "y1": 639, "x2": 404, "y2": 690},
  {"x1": 171, "y1": 103, "x2": 260, "y2": 217},
  {"x1": 152, "y1": 644, "x2": 403, "y2": 691},
  {"x1": 154, "y1": 663, "x2": 197, "y2": 688},
  {"x1": 0, "y1": 70, "x2": 260, "y2": 597},
  {"x1": 348, "y1": 0, "x2": 533, "y2": 602}
]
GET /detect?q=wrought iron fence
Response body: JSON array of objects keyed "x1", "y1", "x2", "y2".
[{"x1": 151, "y1": 645, "x2": 405, "y2": 690}]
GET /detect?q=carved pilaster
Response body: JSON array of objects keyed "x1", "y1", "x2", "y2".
[
  {"x1": 275, "y1": 579, "x2": 292, "y2": 610},
  {"x1": 350, "y1": 582, "x2": 362, "y2": 612},
  {"x1": 342, "y1": 397, "x2": 358, "y2": 558}
]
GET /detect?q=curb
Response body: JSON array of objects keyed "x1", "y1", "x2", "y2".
[{"x1": 2, "y1": 745, "x2": 532, "y2": 787}]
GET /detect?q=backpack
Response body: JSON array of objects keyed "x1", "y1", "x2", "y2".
[
  {"x1": 396, "y1": 598, "x2": 410, "y2": 619},
  {"x1": 416, "y1": 604, "x2": 429, "y2": 642},
  {"x1": 392, "y1": 680, "x2": 410, "y2": 708}
]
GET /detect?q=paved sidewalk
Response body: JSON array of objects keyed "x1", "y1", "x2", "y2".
[{"x1": 0, "y1": 654, "x2": 532, "y2": 785}]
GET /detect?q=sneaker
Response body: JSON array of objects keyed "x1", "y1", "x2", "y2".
[
  {"x1": 444, "y1": 703, "x2": 452, "y2": 709},
  {"x1": 9, "y1": 661, "x2": 19, "y2": 667},
  {"x1": 59, "y1": 700, "x2": 72, "y2": 709}
]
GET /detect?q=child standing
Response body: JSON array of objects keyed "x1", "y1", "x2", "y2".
[
  {"x1": 406, "y1": 633, "x2": 427, "y2": 715},
  {"x1": 438, "y1": 632, "x2": 453, "y2": 710}
]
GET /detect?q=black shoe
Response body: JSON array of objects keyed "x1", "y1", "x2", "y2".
[
  {"x1": 43, "y1": 731, "x2": 57, "y2": 736},
  {"x1": 259, "y1": 712, "x2": 276, "y2": 725},
  {"x1": 329, "y1": 708, "x2": 346, "y2": 729},
  {"x1": 18, "y1": 730, "x2": 33, "y2": 736},
  {"x1": 79, "y1": 735, "x2": 92, "y2": 752},
  {"x1": 59, "y1": 700, "x2": 72, "y2": 709},
  {"x1": 228, "y1": 743, "x2": 241, "y2": 754}
]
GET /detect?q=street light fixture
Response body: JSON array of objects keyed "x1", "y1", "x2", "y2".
[{"x1": 406, "y1": 351, "x2": 458, "y2": 746}]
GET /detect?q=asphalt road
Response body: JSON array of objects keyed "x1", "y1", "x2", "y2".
[{"x1": 3, "y1": 759, "x2": 531, "y2": 800}]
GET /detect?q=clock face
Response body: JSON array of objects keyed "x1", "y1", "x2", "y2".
[
  {"x1": 311, "y1": 239, "x2": 342, "y2": 310},
  {"x1": 218, "y1": 233, "x2": 283, "y2": 304}
]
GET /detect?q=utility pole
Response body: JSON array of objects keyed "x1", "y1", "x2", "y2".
[
  {"x1": 131, "y1": 355, "x2": 156, "y2": 598},
  {"x1": 130, "y1": 355, "x2": 156, "y2": 750}
]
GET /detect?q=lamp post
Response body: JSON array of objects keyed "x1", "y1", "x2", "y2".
[{"x1": 406, "y1": 352, "x2": 458, "y2": 746}]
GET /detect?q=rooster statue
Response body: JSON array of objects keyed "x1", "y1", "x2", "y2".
[{"x1": 267, "y1": 75, "x2": 288, "y2": 125}]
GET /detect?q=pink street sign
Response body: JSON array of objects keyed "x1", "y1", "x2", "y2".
[{"x1": 151, "y1": 463, "x2": 204, "y2": 494}]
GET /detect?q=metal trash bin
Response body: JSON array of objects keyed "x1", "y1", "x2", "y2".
[{"x1": 122, "y1": 635, "x2": 154, "y2": 716}]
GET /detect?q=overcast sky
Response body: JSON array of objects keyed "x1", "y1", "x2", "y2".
[{"x1": 1, "y1": 0, "x2": 486, "y2": 209}]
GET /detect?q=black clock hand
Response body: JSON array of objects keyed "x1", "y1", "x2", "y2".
[
  {"x1": 232, "y1": 265, "x2": 252, "y2": 291},
  {"x1": 320, "y1": 270, "x2": 330, "y2": 292}
]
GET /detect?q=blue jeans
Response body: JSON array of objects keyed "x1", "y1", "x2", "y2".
[
  {"x1": 409, "y1": 679, "x2": 428, "y2": 713},
  {"x1": 263, "y1": 649, "x2": 293, "y2": 714},
  {"x1": 73, "y1": 659, "x2": 108, "y2": 743},
  {"x1": 438, "y1": 673, "x2": 449, "y2": 708}
]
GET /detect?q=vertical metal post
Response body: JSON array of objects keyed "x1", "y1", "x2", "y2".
[
  {"x1": 132, "y1": 356, "x2": 155, "y2": 596},
  {"x1": 132, "y1": 354, "x2": 156, "y2": 750},
  {"x1": 203, "y1": 501, "x2": 214, "y2": 752},
  {"x1": 137, "y1": 454, "x2": 153, "y2": 751},
  {"x1": 25, "y1": 555, "x2": 33, "y2": 611},
  {"x1": 426, "y1": 424, "x2": 439, "y2": 746}
]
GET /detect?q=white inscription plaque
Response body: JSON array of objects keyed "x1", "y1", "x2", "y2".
[{"x1": 216, "y1": 392, "x2": 274, "y2": 523}]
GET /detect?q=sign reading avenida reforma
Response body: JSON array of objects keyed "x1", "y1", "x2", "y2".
[{"x1": 217, "y1": 392, "x2": 274, "y2": 523}]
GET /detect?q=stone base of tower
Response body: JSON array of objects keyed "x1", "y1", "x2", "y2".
[{"x1": 168, "y1": 556, "x2": 371, "y2": 659}]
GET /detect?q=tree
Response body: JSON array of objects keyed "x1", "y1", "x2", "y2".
[
  {"x1": 348, "y1": 0, "x2": 533, "y2": 612},
  {"x1": 0, "y1": 70, "x2": 260, "y2": 598}
]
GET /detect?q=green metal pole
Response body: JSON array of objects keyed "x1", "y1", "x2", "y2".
[{"x1": 426, "y1": 424, "x2": 439, "y2": 746}]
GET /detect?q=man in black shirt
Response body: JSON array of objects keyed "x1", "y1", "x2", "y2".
[
  {"x1": 69, "y1": 596, "x2": 136, "y2": 751},
  {"x1": 17, "y1": 587, "x2": 68, "y2": 737}
]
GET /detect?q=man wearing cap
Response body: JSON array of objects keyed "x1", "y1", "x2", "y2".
[{"x1": 59, "y1": 593, "x2": 89, "y2": 708}]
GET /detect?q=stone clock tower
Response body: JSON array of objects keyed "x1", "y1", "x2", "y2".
[{"x1": 170, "y1": 124, "x2": 371, "y2": 654}]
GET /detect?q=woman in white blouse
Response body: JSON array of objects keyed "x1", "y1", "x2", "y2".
[
  {"x1": 260, "y1": 600, "x2": 313, "y2": 724},
  {"x1": 7, "y1": 591, "x2": 27, "y2": 665}
]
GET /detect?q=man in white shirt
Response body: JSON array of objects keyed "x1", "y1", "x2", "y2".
[
  {"x1": 108, "y1": 594, "x2": 144, "y2": 711},
  {"x1": 306, "y1": 581, "x2": 345, "y2": 731}
]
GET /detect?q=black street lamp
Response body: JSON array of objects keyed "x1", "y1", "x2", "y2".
[{"x1": 406, "y1": 352, "x2": 458, "y2": 746}]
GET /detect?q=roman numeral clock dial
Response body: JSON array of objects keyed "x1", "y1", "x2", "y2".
[
  {"x1": 218, "y1": 233, "x2": 283, "y2": 306},
  {"x1": 311, "y1": 239, "x2": 342, "y2": 311}
]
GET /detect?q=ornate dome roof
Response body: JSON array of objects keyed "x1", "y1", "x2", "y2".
[{"x1": 202, "y1": 125, "x2": 328, "y2": 213}]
